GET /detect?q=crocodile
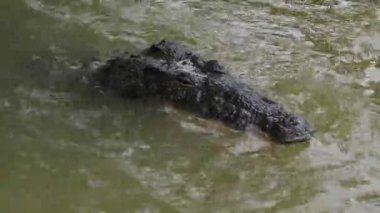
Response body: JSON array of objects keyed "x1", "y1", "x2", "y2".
[{"x1": 92, "y1": 40, "x2": 313, "y2": 143}]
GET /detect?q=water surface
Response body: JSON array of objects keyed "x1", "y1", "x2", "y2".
[{"x1": 1, "y1": 0, "x2": 380, "y2": 212}]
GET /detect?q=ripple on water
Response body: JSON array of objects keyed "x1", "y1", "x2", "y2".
[
  {"x1": 365, "y1": 66, "x2": 380, "y2": 83},
  {"x1": 352, "y1": 33, "x2": 380, "y2": 59}
]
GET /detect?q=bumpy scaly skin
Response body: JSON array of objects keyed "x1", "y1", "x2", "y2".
[{"x1": 93, "y1": 40, "x2": 313, "y2": 143}]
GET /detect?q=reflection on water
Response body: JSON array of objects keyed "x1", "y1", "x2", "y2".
[{"x1": 0, "y1": 0, "x2": 380, "y2": 212}]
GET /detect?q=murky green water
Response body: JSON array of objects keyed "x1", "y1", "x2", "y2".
[{"x1": 1, "y1": 0, "x2": 380, "y2": 212}]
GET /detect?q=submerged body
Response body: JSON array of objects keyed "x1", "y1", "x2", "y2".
[{"x1": 93, "y1": 40, "x2": 313, "y2": 143}]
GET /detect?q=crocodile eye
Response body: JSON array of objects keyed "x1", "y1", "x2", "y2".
[{"x1": 176, "y1": 74, "x2": 193, "y2": 86}]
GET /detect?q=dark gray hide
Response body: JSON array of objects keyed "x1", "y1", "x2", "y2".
[{"x1": 93, "y1": 40, "x2": 313, "y2": 143}]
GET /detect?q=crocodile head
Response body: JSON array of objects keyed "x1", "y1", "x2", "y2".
[{"x1": 266, "y1": 114, "x2": 313, "y2": 143}]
